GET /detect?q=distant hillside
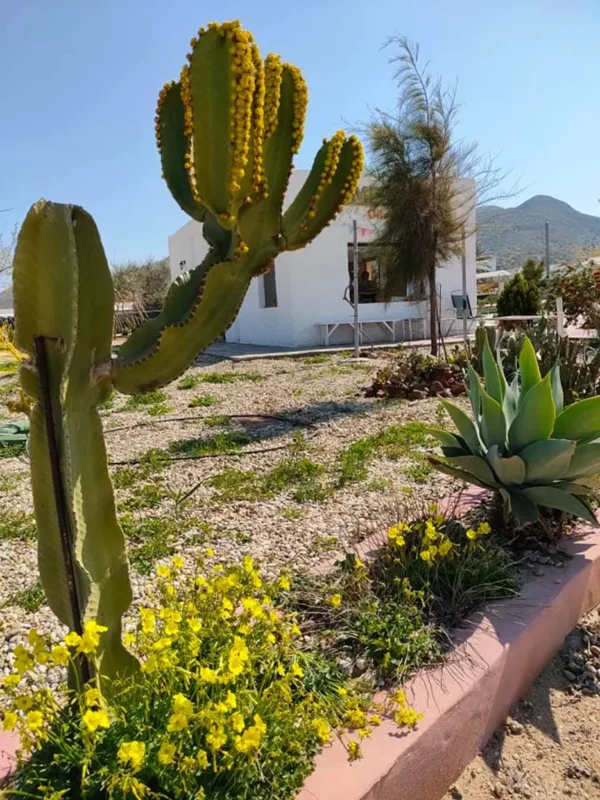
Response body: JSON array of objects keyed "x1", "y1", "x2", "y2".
[
  {"x1": 477, "y1": 195, "x2": 600, "y2": 270},
  {"x1": 0, "y1": 287, "x2": 12, "y2": 309}
]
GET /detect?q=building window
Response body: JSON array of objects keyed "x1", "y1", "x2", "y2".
[
  {"x1": 347, "y1": 244, "x2": 414, "y2": 302},
  {"x1": 260, "y1": 264, "x2": 278, "y2": 308}
]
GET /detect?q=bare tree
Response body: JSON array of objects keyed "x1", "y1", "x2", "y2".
[
  {"x1": 0, "y1": 223, "x2": 17, "y2": 278},
  {"x1": 360, "y1": 37, "x2": 518, "y2": 354}
]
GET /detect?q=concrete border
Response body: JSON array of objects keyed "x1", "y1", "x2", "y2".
[{"x1": 299, "y1": 521, "x2": 600, "y2": 800}]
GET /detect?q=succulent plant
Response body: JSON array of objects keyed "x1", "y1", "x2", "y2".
[
  {"x1": 429, "y1": 336, "x2": 600, "y2": 525},
  {"x1": 13, "y1": 20, "x2": 364, "y2": 683}
]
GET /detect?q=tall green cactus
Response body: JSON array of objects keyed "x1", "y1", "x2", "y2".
[{"x1": 13, "y1": 19, "x2": 364, "y2": 682}]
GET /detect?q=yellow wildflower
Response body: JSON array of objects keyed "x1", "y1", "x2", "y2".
[
  {"x1": 84, "y1": 688, "x2": 103, "y2": 707},
  {"x1": 206, "y1": 727, "x2": 227, "y2": 751},
  {"x1": 164, "y1": 620, "x2": 179, "y2": 636},
  {"x1": 419, "y1": 550, "x2": 432, "y2": 562},
  {"x1": 369, "y1": 715, "x2": 382, "y2": 726},
  {"x1": 222, "y1": 597, "x2": 234, "y2": 612},
  {"x1": 25, "y1": 710, "x2": 44, "y2": 732},
  {"x1": 278, "y1": 575, "x2": 291, "y2": 591},
  {"x1": 117, "y1": 740, "x2": 146, "y2": 772},
  {"x1": 2, "y1": 675, "x2": 20, "y2": 688},
  {"x1": 156, "y1": 565, "x2": 172, "y2": 579},
  {"x1": 235, "y1": 721, "x2": 263, "y2": 753},
  {"x1": 82, "y1": 708, "x2": 110, "y2": 732},
  {"x1": 428, "y1": 545, "x2": 438, "y2": 557},
  {"x1": 123, "y1": 632, "x2": 136, "y2": 646},
  {"x1": 200, "y1": 666, "x2": 219, "y2": 683},
  {"x1": 328, "y1": 594, "x2": 342, "y2": 609},
  {"x1": 231, "y1": 712, "x2": 245, "y2": 732},
  {"x1": 140, "y1": 608, "x2": 156, "y2": 634},
  {"x1": 395, "y1": 706, "x2": 423, "y2": 728},
  {"x1": 152, "y1": 637, "x2": 173, "y2": 651},
  {"x1": 188, "y1": 617, "x2": 202, "y2": 633},
  {"x1": 2, "y1": 711, "x2": 18, "y2": 731},
  {"x1": 224, "y1": 691, "x2": 237, "y2": 710},
  {"x1": 478, "y1": 521, "x2": 491, "y2": 535},
  {"x1": 424, "y1": 520, "x2": 437, "y2": 541},
  {"x1": 77, "y1": 620, "x2": 108, "y2": 654},
  {"x1": 290, "y1": 662, "x2": 304, "y2": 678},
  {"x1": 312, "y1": 718, "x2": 331, "y2": 743},
  {"x1": 466, "y1": 528, "x2": 477, "y2": 541},
  {"x1": 290, "y1": 623, "x2": 302, "y2": 637},
  {"x1": 158, "y1": 741, "x2": 177, "y2": 766},
  {"x1": 197, "y1": 749, "x2": 209, "y2": 769},
  {"x1": 205, "y1": 548, "x2": 215, "y2": 557},
  {"x1": 438, "y1": 539, "x2": 453, "y2": 557},
  {"x1": 172, "y1": 555, "x2": 185, "y2": 569},
  {"x1": 64, "y1": 631, "x2": 82, "y2": 648},
  {"x1": 142, "y1": 655, "x2": 158, "y2": 674},
  {"x1": 347, "y1": 740, "x2": 362, "y2": 761},
  {"x1": 346, "y1": 709, "x2": 366, "y2": 729},
  {"x1": 172, "y1": 693, "x2": 193, "y2": 717},
  {"x1": 167, "y1": 713, "x2": 190, "y2": 732},
  {"x1": 15, "y1": 696, "x2": 33, "y2": 711},
  {"x1": 241, "y1": 597, "x2": 264, "y2": 619}
]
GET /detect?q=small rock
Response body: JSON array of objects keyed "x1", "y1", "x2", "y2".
[
  {"x1": 572, "y1": 653, "x2": 585, "y2": 665},
  {"x1": 564, "y1": 670, "x2": 578, "y2": 682},
  {"x1": 492, "y1": 784, "x2": 505, "y2": 798},
  {"x1": 507, "y1": 719, "x2": 524, "y2": 735},
  {"x1": 351, "y1": 657, "x2": 368, "y2": 678},
  {"x1": 408, "y1": 389, "x2": 426, "y2": 401},
  {"x1": 448, "y1": 786, "x2": 463, "y2": 800},
  {"x1": 590, "y1": 645, "x2": 600, "y2": 657},
  {"x1": 567, "y1": 661, "x2": 582, "y2": 673},
  {"x1": 538, "y1": 555, "x2": 552, "y2": 565},
  {"x1": 533, "y1": 566, "x2": 545, "y2": 577},
  {"x1": 554, "y1": 561, "x2": 565, "y2": 568}
]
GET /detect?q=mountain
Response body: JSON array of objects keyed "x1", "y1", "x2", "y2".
[{"x1": 476, "y1": 195, "x2": 600, "y2": 270}]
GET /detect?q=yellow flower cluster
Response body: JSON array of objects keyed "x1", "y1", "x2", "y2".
[
  {"x1": 466, "y1": 521, "x2": 491, "y2": 541},
  {"x1": 307, "y1": 129, "x2": 346, "y2": 221},
  {"x1": 1, "y1": 551, "x2": 422, "y2": 798},
  {"x1": 393, "y1": 689, "x2": 423, "y2": 729},
  {"x1": 338, "y1": 134, "x2": 365, "y2": 207},
  {"x1": 263, "y1": 53, "x2": 283, "y2": 140},
  {"x1": 154, "y1": 80, "x2": 176, "y2": 160},
  {"x1": 285, "y1": 62, "x2": 308, "y2": 154},
  {"x1": 387, "y1": 514, "x2": 463, "y2": 566}
]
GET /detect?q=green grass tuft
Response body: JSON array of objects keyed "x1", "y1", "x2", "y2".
[
  {"x1": 302, "y1": 354, "x2": 332, "y2": 365},
  {"x1": 169, "y1": 431, "x2": 251, "y2": 457},
  {"x1": 7, "y1": 583, "x2": 45, "y2": 613},
  {"x1": 177, "y1": 375, "x2": 199, "y2": 390},
  {"x1": 188, "y1": 394, "x2": 220, "y2": 408},
  {"x1": 0, "y1": 512, "x2": 36, "y2": 542},
  {"x1": 209, "y1": 469, "x2": 272, "y2": 502},
  {"x1": 124, "y1": 391, "x2": 168, "y2": 410},
  {"x1": 204, "y1": 415, "x2": 232, "y2": 428}
]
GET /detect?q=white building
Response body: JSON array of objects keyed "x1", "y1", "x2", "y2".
[{"x1": 168, "y1": 173, "x2": 477, "y2": 348}]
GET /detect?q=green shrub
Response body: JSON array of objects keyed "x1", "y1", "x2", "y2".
[
  {"x1": 177, "y1": 375, "x2": 199, "y2": 390},
  {"x1": 124, "y1": 390, "x2": 168, "y2": 410},
  {"x1": 496, "y1": 273, "x2": 540, "y2": 316},
  {"x1": 189, "y1": 394, "x2": 220, "y2": 408}
]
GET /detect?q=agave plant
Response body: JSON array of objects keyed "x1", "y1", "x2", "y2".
[
  {"x1": 12, "y1": 20, "x2": 364, "y2": 683},
  {"x1": 429, "y1": 336, "x2": 600, "y2": 525}
]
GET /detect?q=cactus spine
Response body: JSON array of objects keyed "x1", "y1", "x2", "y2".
[{"x1": 13, "y1": 20, "x2": 364, "y2": 682}]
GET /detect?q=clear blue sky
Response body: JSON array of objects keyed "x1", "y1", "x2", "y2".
[{"x1": 2, "y1": 0, "x2": 599, "y2": 263}]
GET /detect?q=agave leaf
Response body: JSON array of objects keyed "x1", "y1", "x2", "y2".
[
  {"x1": 427, "y1": 428, "x2": 468, "y2": 452},
  {"x1": 486, "y1": 444, "x2": 525, "y2": 486},
  {"x1": 553, "y1": 396, "x2": 600, "y2": 442},
  {"x1": 482, "y1": 337, "x2": 504, "y2": 404},
  {"x1": 518, "y1": 336, "x2": 542, "y2": 401},
  {"x1": 519, "y1": 439, "x2": 575, "y2": 485},
  {"x1": 552, "y1": 481, "x2": 598, "y2": 496},
  {"x1": 508, "y1": 374, "x2": 555, "y2": 454},
  {"x1": 522, "y1": 486, "x2": 598, "y2": 526},
  {"x1": 549, "y1": 363, "x2": 564, "y2": 416},
  {"x1": 480, "y1": 388, "x2": 507, "y2": 449},
  {"x1": 466, "y1": 361, "x2": 481, "y2": 423},
  {"x1": 561, "y1": 442, "x2": 600, "y2": 480},
  {"x1": 445, "y1": 454, "x2": 498, "y2": 487},
  {"x1": 427, "y1": 455, "x2": 490, "y2": 490},
  {"x1": 508, "y1": 490, "x2": 540, "y2": 524},
  {"x1": 441, "y1": 401, "x2": 482, "y2": 455}
]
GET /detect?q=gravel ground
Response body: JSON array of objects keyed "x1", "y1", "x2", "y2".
[
  {"x1": 442, "y1": 611, "x2": 600, "y2": 800},
  {"x1": 0, "y1": 351, "x2": 461, "y2": 676}
]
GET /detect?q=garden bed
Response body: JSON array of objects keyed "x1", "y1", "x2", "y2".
[{"x1": 299, "y1": 498, "x2": 600, "y2": 800}]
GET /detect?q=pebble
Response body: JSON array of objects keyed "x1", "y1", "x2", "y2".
[
  {"x1": 564, "y1": 670, "x2": 578, "y2": 682},
  {"x1": 448, "y1": 786, "x2": 463, "y2": 800},
  {"x1": 507, "y1": 719, "x2": 525, "y2": 735},
  {"x1": 533, "y1": 566, "x2": 545, "y2": 577},
  {"x1": 590, "y1": 645, "x2": 600, "y2": 657}
]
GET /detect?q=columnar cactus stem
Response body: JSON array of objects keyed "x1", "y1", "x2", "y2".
[{"x1": 14, "y1": 20, "x2": 364, "y2": 683}]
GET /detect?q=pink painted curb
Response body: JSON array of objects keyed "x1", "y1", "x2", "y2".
[{"x1": 298, "y1": 521, "x2": 600, "y2": 800}]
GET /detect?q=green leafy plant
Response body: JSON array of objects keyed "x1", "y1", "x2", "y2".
[
  {"x1": 177, "y1": 374, "x2": 198, "y2": 390},
  {"x1": 12, "y1": 19, "x2": 363, "y2": 684},
  {"x1": 6, "y1": 583, "x2": 46, "y2": 613},
  {"x1": 429, "y1": 336, "x2": 600, "y2": 525},
  {"x1": 496, "y1": 273, "x2": 540, "y2": 317},
  {"x1": 366, "y1": 348, "x2": 466, "y2": 399},
  {"x1": 124, "y1": 390, "x2": 168, "y2": 410}
]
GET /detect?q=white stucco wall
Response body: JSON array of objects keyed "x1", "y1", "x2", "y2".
[{"x1": 168, "y1": 174, "x2": 477, "y2": 347}]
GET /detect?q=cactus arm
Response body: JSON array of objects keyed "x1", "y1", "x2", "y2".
[
  {"x1": 282, "y1": 134, "x2": 364, "y2": 250},
  {"x1": 239, "y1": 62, "x2": 306, "y2": 253},
  {"x1": 13, "y1": 201, "x2": 137, "y2": 681},
  {"x1": 113, "y1": 256, "x2": 253, "y2": 393},
  {"x1": 155, "y1": 81, "x2": 207, "y2": 223}
]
